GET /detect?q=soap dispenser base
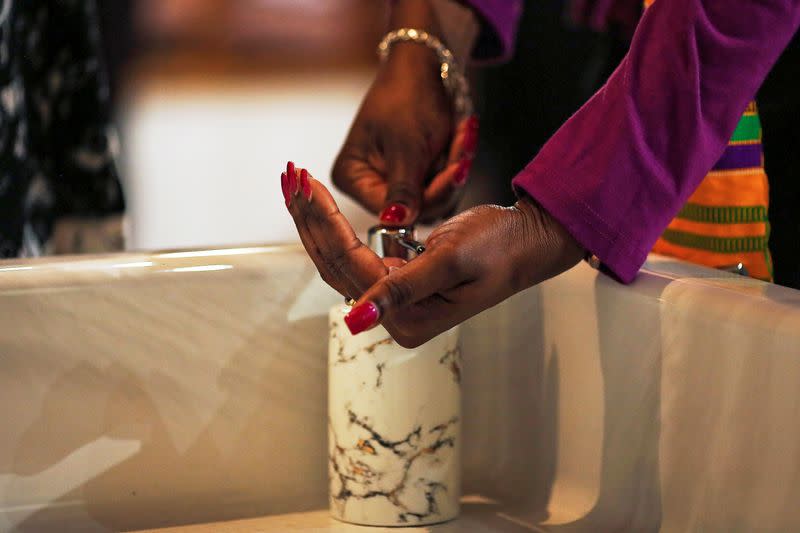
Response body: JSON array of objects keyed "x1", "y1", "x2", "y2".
[{"x1": 328, "y1": 305, "x2": 461, "y2": 527}]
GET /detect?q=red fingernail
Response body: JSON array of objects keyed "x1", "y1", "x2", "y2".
[
  {"x1": 300, "y1": 168, "x2": 312, "y2": 200},
  {"x1": 454, "y1": 158, "x2": 471, "y2": 186},
  {"x1": 464, "y1": 117, "x2": 479, "y2": 155},
  {"x1": 281, "y1": 172, "x2": 291, "y2": 206},
  {"x1": 287, "y1": 161, "x2": 299, "y2": 196},
  {"x1": 380, "y1": 203, "x2": 408, "y2": 224},
  {"x1": 344, "y1": 301, "x2": 380, "y2": 335}
]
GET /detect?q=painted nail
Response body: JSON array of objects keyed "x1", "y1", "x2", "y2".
[
  {"x1": 380, "y1": 203, "x2": 408, "y2": 224},
  {"x1": 300, "y1": 168, "x2": 312, "y2": 200},
  {"x1": 463, "y1": 116, "x2": 479, "y2": 155},
  {"x1": 454, "y1": 158, "x2": 471, "y2": 186},
  {"x1": 466, "y1": 115, "x2": 479, "y2": 133},
  {"x1": 281, "y1": 172, "x2": 291, "y2": 206},
  {"x1": 344, "y1": 301, "x2": 380, "y2": 335},
  {"x1": 286, "y1": 161, "x2": 300, "y2": 196}
]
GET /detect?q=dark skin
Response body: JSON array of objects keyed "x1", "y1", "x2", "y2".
[
  {"x1": 284, "y1": 0, "x2": 584, "y2": 347},
  {"x1": 282, "y1": 164, "x2": 584, "y2": 348},
  {"x1": 332, "y1": 0, "x2": 477, "y2": 225}
]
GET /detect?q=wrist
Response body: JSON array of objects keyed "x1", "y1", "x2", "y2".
[
  {"x1": 390, "y1": 0, "x2": 443, "y2": 41},
  {"x1": 377, "y1": 23, "x2": 474, "y2": 116},
  {"x1": 382, "y1": 40, "x2": 442, "y2": 82},
  {"x1": 389, "y1": 0, "x2": 478, "y2": 63},
  {"x1": 384, "y1": 0, "x2": 446, "y2": 80},
  {"x1": 512, "y1": 194, "x2": 585, "y2": 288}
]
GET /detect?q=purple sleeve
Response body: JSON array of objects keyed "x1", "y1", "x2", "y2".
[
  {"x1": 462, "y1": 0, "x2": 523, "y2": 61},
  {"x1": 512, "y1": 0, "x2": 800, "y2": 283}
]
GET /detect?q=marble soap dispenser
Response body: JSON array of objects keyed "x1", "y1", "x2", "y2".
[{"x1": 328, "y1": 225, "x2": 461, "y2": 527}]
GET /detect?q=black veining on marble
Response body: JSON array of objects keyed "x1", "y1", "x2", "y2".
[
  {"x1": 347, "y1": 409, "x2": 422, "y2": 457},
  {"x1": 330, "y1": 321, "x2": 392, "y2": 366},
  {"x1": 375, "y1": 362, "x2": 386, "y2": 388},
  {"x1": 329, "y1": 408, "x2": 459, "y2": 523},
  {"x1": 438, "y1": 347, "x2": 462, "y2": 384},
  {"x1": 398, "y1": 480, "x2": 447, "y2": 523},
  {"x1": 332, "y1": 322, "x2": 460, "y2": 391},
  {"x1": 330, "y1": 320, "x2": 394, "y2": 390}
]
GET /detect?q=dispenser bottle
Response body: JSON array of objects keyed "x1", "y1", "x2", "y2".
[{"x1": 328, "y1": 226, "x2": 461, "y2": 527}]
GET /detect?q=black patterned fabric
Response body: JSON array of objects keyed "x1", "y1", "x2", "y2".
[{"x1": 0, "y1": 0, "x2": 124, "y2": 258}]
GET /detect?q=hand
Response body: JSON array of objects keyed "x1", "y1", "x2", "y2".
[
  {"x1": 281, "y1": 161, "x2": 396, "y2": 302},
  {"x1": 282, "y1": 162, "x2": 585, "y2": 348},
  {"x1": 332, "y1": 3, "x2": 479, "y2": 226}
]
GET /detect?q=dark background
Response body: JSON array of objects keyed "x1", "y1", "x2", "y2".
[{"x1": 96, "y1": 0, "x2": 800, "y2": 289}]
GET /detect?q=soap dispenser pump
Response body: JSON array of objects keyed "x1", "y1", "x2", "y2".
[{"x1": 328, "y1": 225, "x2": 461, "y2": 527}]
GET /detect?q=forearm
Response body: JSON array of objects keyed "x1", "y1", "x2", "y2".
[
  {"x1": 513, "y1": 0, "x2": 800, "y2": 283},
  {"x1": 388, "y1": 0, "x2": 478, "y2": 64}
]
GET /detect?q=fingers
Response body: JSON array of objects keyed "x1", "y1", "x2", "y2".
[
  {"x1": 283, "y1": 164, "x2": 354, "y2": 298},
  {"x1": 343, "y1": 249, "x2": 460, "y2": 336},
  {"x1": 332, "y1": 115, "x2": 479, "y2": 225},
  {"x1": 447, "y1": 115, "x2": 479, "y2": 190},
  {"x1": 381, "y1": 116, "x2": 479, "y2": 225},
  {"x1": 330, "y1": 152, "x2": 387, "y2": 214},
  {"x1": 448, "y1": 115, "x2": 479, "y2": 167},
  {"x1": 380, "y1": 142, "x2": 428, "y2": 227},
  {"x1": 282, "y1": 162, "x2": 387, "y2": 299},
  {"x1": 421, "y1": 158, "x2": 468, "y2": 220},
  {"x1": 419, "y1": 115, "x2": 479, "y2": 222}
]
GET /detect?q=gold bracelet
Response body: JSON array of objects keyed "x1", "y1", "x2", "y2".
[{"x1": 377, "y1": 27, "x2": 473, "y2": 118}]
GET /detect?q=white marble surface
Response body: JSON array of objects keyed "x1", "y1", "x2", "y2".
[
  {"x1": 328, "y1": 307, "x2": 460, "y2": 526},
  {"x1": 1, "y1": 247, "x2": 799, "y2": 532}
]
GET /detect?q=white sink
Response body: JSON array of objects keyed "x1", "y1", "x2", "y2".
[{"x1": 1, "y1": 248, "x2": 799, "y2": 532}]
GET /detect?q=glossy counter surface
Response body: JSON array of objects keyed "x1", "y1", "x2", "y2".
[
  {"x1": 1, "y1": 246, "x2": 799, "y2": 532},
  {"x1": 130, "y1": 496, "x2": 543, "y2": 533}
]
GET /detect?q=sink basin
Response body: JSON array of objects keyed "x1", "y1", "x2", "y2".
[{"x1": 1, "y1": 246, "x2": 799, "y2": 532}]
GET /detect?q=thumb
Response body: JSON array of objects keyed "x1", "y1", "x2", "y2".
[
  {"x1": 343, "y1": 251, "x2": 453, "y2": 335},
  {"x1": 379, "y1": 148, "x2": 426, "y2": 227}
]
